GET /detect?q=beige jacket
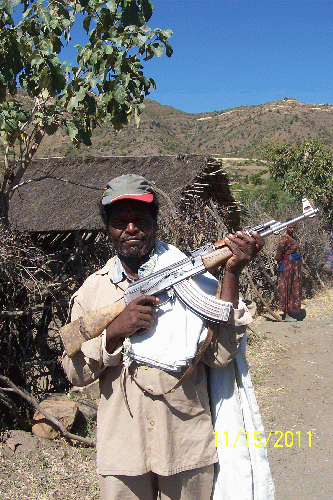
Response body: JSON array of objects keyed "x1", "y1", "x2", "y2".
[{"x1": 62, "y1": 255, "x2": 252, "y2": 476}]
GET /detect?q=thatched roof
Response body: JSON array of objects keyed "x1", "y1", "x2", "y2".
[
  {"x1": 180, "y1": 157, "x2": 241, "y2": 231},
  {"x1": 9, "y1": 155, "x2": 240, "y2": 233}
]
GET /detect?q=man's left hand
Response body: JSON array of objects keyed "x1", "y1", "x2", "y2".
[{"x1": 224, "y1": 231, "x2": 264, "y2": 275}]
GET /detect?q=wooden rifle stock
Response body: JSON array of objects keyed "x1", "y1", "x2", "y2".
[
  {"x1": 60, "y1": 298, "x2": 126, "y2": 357},
  {"x1": 201, "y1": 240, "x2": 233, "y2": 270}
]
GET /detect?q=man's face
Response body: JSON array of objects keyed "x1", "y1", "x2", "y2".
[{"x1": 107, "y1": 200, "x2": 157, "y2": 259}]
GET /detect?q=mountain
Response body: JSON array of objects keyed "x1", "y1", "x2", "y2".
[{"x1": 11, "y1": 94, "x2": 333, "y2": 159}]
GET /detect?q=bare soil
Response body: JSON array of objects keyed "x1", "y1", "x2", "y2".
[
  {"x1": 1, "y1": 289, "x2": 332, "y2": 500},
  {"x1": 248, "y1": 288, "x2": 333, "y2": 500}
]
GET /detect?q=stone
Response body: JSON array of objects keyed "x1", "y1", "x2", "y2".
[
  {"x1": 71, "y1": 379, "x2": 100, "y2": 401},
  {"x1": 70, "y1": 380, "x2": 99, "y2": 421},
  {"x1": 32, "y1": 393, "x2": 78, "y2": 440}
]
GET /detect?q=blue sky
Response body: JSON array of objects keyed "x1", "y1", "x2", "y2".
[
  {"x1": 141, "y1": 0, "x2": 333, "y2": 112},
  {"x1": 13, "y1": 0, "x2": 333, "y2": 113}
]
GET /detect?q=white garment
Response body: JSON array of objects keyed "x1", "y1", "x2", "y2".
[
  {"x1": 210, "y1": 334, "x2": 276, "y2": 500},
  {"x1": 123, "y1": 242, "x2": 230, "y2": 371}
]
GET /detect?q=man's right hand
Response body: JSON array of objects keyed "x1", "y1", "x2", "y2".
[{"x1": 105, "y1": 295, "x2": 159, "y2": 353}]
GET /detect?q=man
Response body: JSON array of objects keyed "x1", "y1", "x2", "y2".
[{"x1": 62, "y1": 174, "x2": 263, "y2": 500}]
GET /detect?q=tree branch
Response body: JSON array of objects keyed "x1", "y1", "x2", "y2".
[
  {"x1": 0, "y1": 375, "x2": 96, "y2": 447},
  {"x1": 244, "y1": 267, "x2": 283, "y2": 322},
  {"x1": 9, "y1": 174, "x2": 102, "y2": 195}
]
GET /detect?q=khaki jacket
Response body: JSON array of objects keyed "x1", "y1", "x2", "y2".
[{"x1": 62, "y1": 255, "x2": 252, "y2": 476}]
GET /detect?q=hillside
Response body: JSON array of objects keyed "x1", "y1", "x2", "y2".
[{"x1": 31, "y1": 96, "x2": 333, "y2": 159}]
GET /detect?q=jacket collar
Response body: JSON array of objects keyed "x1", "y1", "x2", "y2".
[{"x1": 95, "y1": 256, "x2": 117, "y2": 277}]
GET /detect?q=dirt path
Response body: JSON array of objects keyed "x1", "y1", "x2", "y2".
[
  {"x1": 249, "y1": 290, "x2": 333, "y2": 500},
  {"x1": 1, "y1": 290, "x2": 332, "y2": 499}
]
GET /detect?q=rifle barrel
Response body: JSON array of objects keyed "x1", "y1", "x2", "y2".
[{"x1": 260, "y1": 208, "x2": 319, "y2": 238}]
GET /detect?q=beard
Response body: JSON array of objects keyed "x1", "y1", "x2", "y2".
[
  {"x1": 117, "y1": 245, "x2": 151, "y2": 259},
  {"x1": 116, "y1": 234, "x2": 154, "y2": 260}
]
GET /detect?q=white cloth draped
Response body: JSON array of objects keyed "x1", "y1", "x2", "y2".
[
  {"x1": 123, "y1": 242, "x2": 226, "y2": 371},
  {"x1": 209, "y1": 334, "x2": 276, "y2": 500}
]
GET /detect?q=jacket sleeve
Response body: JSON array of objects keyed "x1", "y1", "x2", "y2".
[
  {"x1": 62, "y1": 293, "x2": 123, "y2": 387},
  {"x1": 203, "y1": 298, "x2": 253, "y2": 368}
]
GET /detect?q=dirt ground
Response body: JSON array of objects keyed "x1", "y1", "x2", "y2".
[
  {"x1": 0, "y1": 289, "x2": 332, "y2": 500},
  {"x1": 248, "y1": 288, "x2": 333, "y2": 500}
]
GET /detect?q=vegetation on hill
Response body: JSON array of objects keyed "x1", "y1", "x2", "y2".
[{"x1": 23, "y1": 96, "x2": 333, "y2": 159}]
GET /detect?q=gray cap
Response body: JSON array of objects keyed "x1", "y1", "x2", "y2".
[{"x1": 102, "y1": 174, "x2": 155, "y2": 206}]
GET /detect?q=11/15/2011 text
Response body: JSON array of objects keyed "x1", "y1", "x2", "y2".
[{"x1": 214, "y1": 430, "x2": 312, "y2": 448}]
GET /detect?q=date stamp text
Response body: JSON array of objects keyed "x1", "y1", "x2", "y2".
[{"x1": 214, "y1": 430, "x2": 312, "y2": 448}]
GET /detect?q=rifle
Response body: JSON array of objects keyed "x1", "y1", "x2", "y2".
[{"x1": 60, "y1": 198, "x2": 319, "y2": 357}]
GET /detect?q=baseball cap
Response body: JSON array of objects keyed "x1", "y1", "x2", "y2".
[{"x1": 102, "y1": 174, "x2": 155, "y2": 205}]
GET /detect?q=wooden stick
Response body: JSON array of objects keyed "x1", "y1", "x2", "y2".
[
  {"x1": 0, "y1": 375, "x2": 95, "y2": 447},
  {"x1": 244, "y1": 267, "x2": 283, "y2": 322}
]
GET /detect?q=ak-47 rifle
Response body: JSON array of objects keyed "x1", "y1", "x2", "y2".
[{"x1": 60, "y1": 198, "x2": 319, "y2": 357}]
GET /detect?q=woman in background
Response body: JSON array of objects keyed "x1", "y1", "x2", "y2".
[{"x1": 275, "y1": 224, "x2": 302, "y2": 322}]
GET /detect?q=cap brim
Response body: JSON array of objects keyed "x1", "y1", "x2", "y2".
[{"x1": 103, "y1": 193, "x2": 154, "y2": 205}]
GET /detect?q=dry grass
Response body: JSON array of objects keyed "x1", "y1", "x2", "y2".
[
  {"x1": 301, "y1": 286, "x2": 333, "y2": 319},
  {"x1": 246, "y1": 333, "x2": 286, "y2": 423},
  {"x1": 0, "y1": 431, "x2": 98, "y2": 500}
]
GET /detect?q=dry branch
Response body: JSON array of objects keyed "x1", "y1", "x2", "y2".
[
  {"x1": 0, "y1": 375, "x2": 96, "y2": 447},
  {"x1": 244, "y1": 267, "x2": 283, "y2": 322}
]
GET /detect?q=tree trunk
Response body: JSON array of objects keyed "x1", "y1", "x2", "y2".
[
  {"x1": 1, "y1": 129, "x2": 45, "y2": 229},
  {"x1": 0, "y1": 191, "x2": 10, "y2": 228}
]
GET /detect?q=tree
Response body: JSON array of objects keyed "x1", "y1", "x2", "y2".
[
  {"x1": 0, "y1": 0, "x2": 172, "y2": 224},
  {"x1": 261, "y1": 139, "x2": 333, "y2": 224}
]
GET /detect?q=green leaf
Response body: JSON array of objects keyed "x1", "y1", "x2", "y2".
[
  {"x1": 15, "y1": 110, "x2": 30, "y2": 122},
  {"x1": 122, "y1": 73, "x2": 130, "y2": 87},
  {"x1": 105, "y1": 44, "x2": 115, "y2": 55},
  {"x1": 163, "y1": 29, "x2": 173, "y2": 38},
  {"x1": 45, "y1": 121, "x2": 58, "y2": 135},
  {"x1": 106, "y1": 1, "x2": 117, "y2": 13},
  {"x1": 1, "y1": 0, "x2": 20, "y2": 15},
  {"x1": 151, "y1": 43, "x2": 164, "y2": 58},
  {"x1": 52, "y1": 37, "x2": 63, "y2": 54},
  {"x1": 114, "y1": 84, "x2": 126, "y2": 104},
  {"x1": 142, "y1": 0, "x2": 154, "y2": 22},
  {"x1": 114, "y1": 52, "x2": 123, "y2": 74},
  {"x1": 66, "y1": 121, "x2": 79, "y2": 141},
  {"x1": 68, "y1": 95, "x2": 79, "y2": 112},
  {"x1": 165, "y1": 40, "x2": 173, "y2": 57},
  {"x1": 77, "y1": 88, "x2": 86, "y2": 102},
  {"x1": 84, "y1": 93, "x2": 97, "y2": 114},
  {"x1": 138, "y1": 102, "x2": 145, "y2": 113},
  {"x1": 78, "y1": 128, "x2": 92, "y2": 146},
  {"x1": 135, "y1": 32, "x2": 147, "y2": 48},
  {"x1": 83, "y1": 15, "x2": 91, "y2": 34},
  {"x1": 1, "y1": 117, "x2": 18, "y2": 132}
]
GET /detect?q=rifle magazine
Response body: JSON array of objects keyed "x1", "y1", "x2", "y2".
[{"x1": 173, "y1": 279, "x2": 232, "y2": 323}]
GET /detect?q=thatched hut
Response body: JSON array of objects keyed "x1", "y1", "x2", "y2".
[{"x1": 9, "y1": 154, "x2": 240, "y2": 247}]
